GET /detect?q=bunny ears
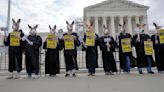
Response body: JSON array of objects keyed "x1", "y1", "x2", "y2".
[
  {"x1": 136, "y1": 24, "x2": 146, "y2": 28},
  {"x1": 28, "y1": 24, "x2": 39, "y2": 29},
  {"x1": 49, "y1": 25, "x2": 56, "y2": 30},
  {"x1": 86, "y1": 21, "x2": 94, "y2": 27},
  {"x1": 153, "y1": 22, "x2": 161, "y2": 29},
  {"x1": 119, "y1": 22, "x2": 126, "y2": 27},
  {"x1": 12, "y1": 18, "x2": 21, "y2": 24},
  {"x1": 66, "y1": 21, "x2": 74, "y2": 25},
  {"x1": 103, "y1": 24, "x2": 109, "y2": 29}
]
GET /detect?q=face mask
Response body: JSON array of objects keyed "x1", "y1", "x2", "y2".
[
  {"x1": 50, "y1": 29, "x2": 56, "y2": 34},
  {"x1": 104, "y1": 30, "x2": 109, "y2": 35},
  {"x1": 12, "y1": 25, "x2": 18, "y2": 31},
  {"x1": 67, "y1": 26, "x2": 73, "y2": 31},
  {"x1": 137, "y1": 28, "x2": 144, "y2": 33},
  {"x1": 29, "y1": 29, "x2": 37, "y2": 35}
]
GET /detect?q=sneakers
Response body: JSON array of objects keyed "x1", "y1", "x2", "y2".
[
  {"x1": 65, "y1": 70, "x2": 76, "y2": 77},
  {"x1": 105, "y1": 72, "x2": 114, "y2": 75},
  {"x1": 33, "y1": 74, "x2": 40, "y2": 79},
  {"x1": 92, "y1": 73, "x2": 95, "y2": 76},
  {"x1": 49, "y1": 74, "x2": 56, "y2": 77},
  {"x1": 14, "y1": 75, "x2": 20, "y2": 79},
  {"x1": 6, "y1": 72, "x2": 20, "y2": 79},
  {"x1": 88, "y1": 73, "x2": 92, "y2": 76},
  {"x1": 27, "y1": 75, "x2": 32, "y2": 79},
  {"x1": 6, "y1": 76, "x2": 14, "y2": 79},
  {"x1": 27, "y1": 75, "x2": 39, "y2": 79},
  {"x1": 158, "y1": 71, "x2": 164, "y2": 74},
  {"x1": 109, "y1": 72, "x2": 114, "y2": 75},
  {"x1": 14, "y1": 72, "x2": 21, "y2": 79}
]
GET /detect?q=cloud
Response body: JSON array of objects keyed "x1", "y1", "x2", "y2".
[
  {"x1": 0, "y1": 0, "x2": 8, "y2": 26},
  {"x1": 131, "y1": 0, "x2": 164, "y2": 29},
  {"x1": 0, "y1": 0, "x2": 164, "y2": 34}
]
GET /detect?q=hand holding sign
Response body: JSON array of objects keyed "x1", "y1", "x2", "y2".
[{"x1": 64, "y1": 35, "x2": 75, "y2": 50}]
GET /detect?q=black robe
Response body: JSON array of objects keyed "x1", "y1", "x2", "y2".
[
  {"x1": 118, "y1": 33, "x2": 134, "y2": 69},
  {"x1": 99, "y1": 35, "x2": 117, "y2": 72},
  {"x1": 132, "y1": 33, "x2": 154, "y2": 68},
  {"x1": 24, "y1": 35, "x2": 42, "y2": 75},
  {"x1": 151, "y1": 34, "x2": 164, "y2": 71},
  {"x1": 60, "y1": 32, "x2": 80, "y2": 71},
  {"x1": 43, "y1": 38, "x2": 62, "y2": 75},
  {"x1": 4, "y1": 30, "x2": 24, "y2": 72},
  {"x1": 82, "y1": 33, "x2": 99, "y2": 69}
]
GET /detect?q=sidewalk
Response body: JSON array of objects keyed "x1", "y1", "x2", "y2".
[{"x1": 0, "y1": 72, "x2": 164, "y2": 92}]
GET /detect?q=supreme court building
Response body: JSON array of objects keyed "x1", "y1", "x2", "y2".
[{"x1": 83, "y1": 0, "x2": 149, "y2": 38}]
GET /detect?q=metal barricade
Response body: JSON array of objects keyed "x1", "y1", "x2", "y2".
[
  {"x1": 0, "y1": 47, "x2": 8, "y2": 70},
  {"x1": 0, "y1": 46, "x2": 120, "y2": 75}
]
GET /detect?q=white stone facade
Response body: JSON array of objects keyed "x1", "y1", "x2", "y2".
[{"x1": 84, "y1": 0, "x2": 149, "y2": 38}]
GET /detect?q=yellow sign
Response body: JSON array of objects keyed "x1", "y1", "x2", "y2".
[
  {"x1": 144, "y1": 41, "x2": 153, "y2": 55},
  {"x1": 121, "y1": 38, "x2": 132, "y2": 53},
  {"x1": 10, "y1": 32, "x2": 20, "y2": 46},
  {"x1": 47, "y1": 34, "x2": 57, "y2": 49},
  {"x1": 85, "y1": 31, "x2": 95, "y2": 46},
  {"x1": 159, "y1": 29, "x2": 164, "y2": 44},
  {"x1": 64, "y1": 35, "x2": 75, "y2": 50}
]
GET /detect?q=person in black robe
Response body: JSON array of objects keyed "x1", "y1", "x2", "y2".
[
  {"x1": 99, "y1": 25, "x2": 117, "y2": 75},
  {"x1": 60, "y1": 21, "x2": 80, "y2": 77},
  {"x1": 43, "y1": 25, "x2": 62, "y2": 77},
  {"x1": 82, "y1": 22, "x2": 99, "y2": 76},
  {"x1": 23, "y1": 25, "x2": 42, "y2": 79},
  {"x1": 132, "y1": 24, "x2": 154, "y2": 74},
  {"x1": 151, "y1": 23, "x2": 164, "y2": 73},
  {"x1": 4, "y1": 19, "x2": 24, "y2": 79},
  {"x1": 118, "y1": 23, "x2": 133, "y2": 73}
]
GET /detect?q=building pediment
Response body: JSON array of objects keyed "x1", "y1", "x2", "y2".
[{"x1": 84, "y1": 0, "x2": 149, "y2": 11}]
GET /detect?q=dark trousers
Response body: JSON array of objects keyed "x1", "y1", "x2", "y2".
[{"x1": 88, "y1": 67, "x2": 95, "y2": 74}]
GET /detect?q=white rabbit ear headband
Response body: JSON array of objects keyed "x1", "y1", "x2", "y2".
[{"x1": 49, "y1": 25, "x2": 57, "y2": 34}]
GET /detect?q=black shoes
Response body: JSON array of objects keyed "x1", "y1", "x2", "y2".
[
  {"x1": 65, "y1": 74, "x2": 70, "y2": 77},
  {"x1": 72, "y1": 73, "x2": 76, "y2": 77},
  {"x1": 148, "y1": 71, "x2": 154, "y2": 74},
  {"x1": 49, "y1": 74, "x2": 56, "y2": 77},
  {"x1": 139, "y1": 71, "x2": 154, "y2": 74},
  {"x1": 88, "y1": 73, "x2": 95, "y2": 76},
  {"x1": 139, "y1": 71, "x2": 143, "y2": 74},
  {"x1": 105, "y1": 72, "x2": 109, "y2": 75},
  {"x1": 65, "y1": 73, "x2": 76, "y2": 77}
]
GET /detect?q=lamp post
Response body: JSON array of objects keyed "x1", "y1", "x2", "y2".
[{"x1": 6, "y1": 0, "x2": 11, "y2": 36}]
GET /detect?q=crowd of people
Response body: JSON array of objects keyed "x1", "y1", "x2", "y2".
[{"x1": 1, "y1": 18, "x2": 164, "y2": 79}]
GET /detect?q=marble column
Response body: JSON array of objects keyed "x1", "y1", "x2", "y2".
[
  {"x1": 102, "y1": 17, "x2": 107, "y2": 27},
  {"x1": 85, "y1": 17, "x2": 90, "y2": 31},
  {"x1": 143, "y1": 15, "x2": 149, "y2": 33},
  {"x1": 119, "y1": 16, "x2": 124, "y2": 25},
  {"x1": 94, "y1": 17, "x2": 99, "y2": 34},
  {"x1": 110, "y1": 16, "x2": 116, "y2": 39},
  {"x1": 102, "y1": 17, "x2": 107, "y2": 35},
  {"x1": 86, "y1": 17, "x2": 90, "y2": 25},
  {"x1": 127, "y1": 16, "x2": 133, "y2": 35},
  {"x1": 135, "y1": 16, "x2": 140, "y2": 25}
]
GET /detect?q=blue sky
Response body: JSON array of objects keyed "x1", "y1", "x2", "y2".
[{"x1": 0, "y1": 0, "x2": 164, "y2": 34}]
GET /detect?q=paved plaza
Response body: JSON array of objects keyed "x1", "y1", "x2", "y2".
[{"x1": 0, "y1": 72, "x2": 164, "y2": 92}]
